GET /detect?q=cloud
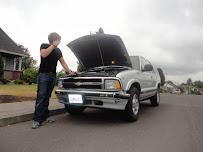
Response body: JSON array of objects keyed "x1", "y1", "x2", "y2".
[
  {"x1": 119, "y1": 0, "x2": 203, "y2": 82},
  {"x1": 0, "y1": 0, "x2": 203, "y2": 83}
]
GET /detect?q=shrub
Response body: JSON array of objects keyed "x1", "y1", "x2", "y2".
[
  {"x1": 191, "y1": 89, "x2": 202, "y2": 95},
  {"x1": 14, "y1": 79, "x2": 25, "y2": 85},
  {"x1": 56, "y1": 70, "x2": 66, "y2": 85},
  {"x1": 22, "y1": 68, "x2": 38, "y2": 85},
  {"x1": 0, "y1": 78, "x2": 10, "y2": 84}
]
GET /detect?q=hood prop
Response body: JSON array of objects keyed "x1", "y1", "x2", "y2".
[{"x1": 95, "y1": 36, "x2": 106, "y2": 73}]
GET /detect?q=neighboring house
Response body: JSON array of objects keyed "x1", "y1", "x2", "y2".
[
  {"x1": 0, "y1": 28, "x2": 27, "y2": 80},
  {"x1": 162, "y1": 81, "x2": 181, "y2": 94}
]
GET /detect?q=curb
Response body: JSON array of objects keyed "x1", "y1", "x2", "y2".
[{"x1": 0, "y1": 108, "x2": 65, "y2": 127}]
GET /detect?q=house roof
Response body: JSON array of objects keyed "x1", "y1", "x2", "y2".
[{"x1": 0, "y1": 28, "x2": 26, "y2": 56}]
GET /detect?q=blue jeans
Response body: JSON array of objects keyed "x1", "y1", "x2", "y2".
[{"x1": 33, "y1": 73, "x2": 56, "y2": 123}]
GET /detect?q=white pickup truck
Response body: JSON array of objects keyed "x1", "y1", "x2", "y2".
[{"x1": 55, "y1": 34, "x2": 165, "y2": 121}]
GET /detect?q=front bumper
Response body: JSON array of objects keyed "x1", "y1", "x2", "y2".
[{"x1": 55, "y1": 89, "x2": 130, "y2": 110}]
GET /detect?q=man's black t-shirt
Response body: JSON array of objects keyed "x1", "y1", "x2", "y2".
[{"x1": 39, "y1": 43, "x2": 62, "y2": 75}]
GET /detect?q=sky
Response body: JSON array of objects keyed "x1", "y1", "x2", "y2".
[{"x1": 0, "y1": 0, "x2": 203, "y2": 84}]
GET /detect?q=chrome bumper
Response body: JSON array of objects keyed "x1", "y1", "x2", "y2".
[{"x1": 55, "y1": 89, "x2": 130, "y2": 110}]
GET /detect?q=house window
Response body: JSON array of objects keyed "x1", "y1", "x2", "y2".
[{"x1": 4, "y1": 57, "x2": 14, "y2": 70}]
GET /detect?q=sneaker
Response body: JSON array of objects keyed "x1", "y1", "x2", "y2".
[{"x1": 32, "y1": 121, "x2": 41, "y2": 129}]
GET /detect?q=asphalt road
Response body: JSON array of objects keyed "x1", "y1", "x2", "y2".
[{"x1": 0, "y1": 94, "x2": 203, "y2": 152}]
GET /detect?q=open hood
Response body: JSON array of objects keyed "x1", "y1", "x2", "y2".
[{"x1": 67, "y1": 34, "x2": 132, "y2": 70}]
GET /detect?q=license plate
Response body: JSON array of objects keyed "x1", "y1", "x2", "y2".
[{"x1": 68, "y1": 94, "x2": 83, "y2": 104}]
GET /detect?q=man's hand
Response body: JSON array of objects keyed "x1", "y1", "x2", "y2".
[
  {"x1": 66, "y1": 70, "x2": 77, "y2": 76},
  {"x1": 40, "y1": 39, "x2": 61, "y2": 58}
]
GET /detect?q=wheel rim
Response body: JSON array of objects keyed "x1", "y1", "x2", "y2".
[{"x1": 132, "y1": 94, "x2": 139, "y2": 115}]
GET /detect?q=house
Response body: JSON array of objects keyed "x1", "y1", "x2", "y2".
[
  {"x1": 162, "y1": 81, "x2": 181, "y2": 94},
  {"x1": 0, "y1": 28, "x2": 27, "y2": 80}
]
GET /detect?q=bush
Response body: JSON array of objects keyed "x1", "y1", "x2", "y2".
[
  {"x1": 22, "y1": 68, "x2": 38, "y2": 85},
  {"x1": 56, "y1": 70, "x2": 66, "y2": 85},
  {"x1": 191, "y1": 89, "x2": 202, "y2": 95},
  {"x1": 0, "y1": 78, "x2": 10, "y2": 84},
  {"x1": 14, "y1": 79, "x2": 25, "y2": 85}
]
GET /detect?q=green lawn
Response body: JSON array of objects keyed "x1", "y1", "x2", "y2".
[{"x1": 0, "y1": 83, "x2": 57, "y2": 99}]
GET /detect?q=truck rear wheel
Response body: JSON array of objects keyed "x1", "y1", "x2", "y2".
[
  {"x1": 65, "y1": 104, "x2": 86, "y2": 115},
  {"x1": 150, "y1": 89, "x2": 160, "y2": 106},
  {"x1": 125, "y1": 87, "x2": 140, "y2": 122}
]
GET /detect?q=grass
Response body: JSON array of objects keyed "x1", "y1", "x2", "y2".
[{"x1": 0, "y1": 83, "x2": 57, "y2": 99}]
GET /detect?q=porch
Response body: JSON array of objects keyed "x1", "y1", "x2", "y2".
[{"x1": 3, "y1": 69, "x2": 22, "y2": 80}]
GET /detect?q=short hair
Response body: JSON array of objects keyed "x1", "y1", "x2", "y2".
[{"x1": 48, "y1": 32, "x2": 61, "y2": 43}]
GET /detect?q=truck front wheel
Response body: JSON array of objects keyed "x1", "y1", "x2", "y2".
[{"x1": 125, "y1": 87, "x2": 140, "y2": 122}]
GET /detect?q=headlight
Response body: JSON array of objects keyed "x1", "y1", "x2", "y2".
[
  {"x1": 58, "y1": 80, "x2": 63, "y2": 88},
  {"x1": 105, "y1": 79, "x2": 121, "y2": 90}
]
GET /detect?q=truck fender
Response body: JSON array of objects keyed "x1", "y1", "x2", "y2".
[{"x1": 125, "y1": 79, "x2": 141, "y2": 92}]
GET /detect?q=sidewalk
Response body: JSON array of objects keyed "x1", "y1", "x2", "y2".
[{"x1": 0, "y1": 100, "x2": 65, "y2": 127}]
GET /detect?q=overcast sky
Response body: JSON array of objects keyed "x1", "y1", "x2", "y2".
[{"x1": 0, "y1": 0, "x2": 203, "y2": 83}]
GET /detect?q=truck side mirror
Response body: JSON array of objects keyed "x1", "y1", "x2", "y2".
[
  {"x1": 157, "y1": 68, "x2": 165, "y2": 86},
  {"x1": 143, "y1": 64, "x2": 153, "y2": 72}
]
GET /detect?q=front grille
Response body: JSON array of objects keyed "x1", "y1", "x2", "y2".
[{"x1": 63, "y1": 78, "x2": 103, "y2": 89}]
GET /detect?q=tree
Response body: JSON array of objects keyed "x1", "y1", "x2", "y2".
[
  {"x1": 193, "y1": 80, "x2": 203, "y2": 88},
  {"x1": 18, "y1": 45, "x2": 37, "y2": 70},
  {"x1": 187, "y1": 78, "x2": 192, "y2": 85},
  {"x1": 0, "y1": 53, "x2": 4, "y2": 79}
]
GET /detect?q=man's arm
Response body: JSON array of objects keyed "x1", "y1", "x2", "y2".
[
  {"x1": 40, "y1": 40, "x2": 60, "y2": 58},
  {"x1": 59, "y1": 57, "x2": 75, "y2": 75},
  {"x1": 40, "y1": 45, "x2": 55, "y2": 58}
]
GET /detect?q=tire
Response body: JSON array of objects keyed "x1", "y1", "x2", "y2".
[
  {"x1": 150, "y1": 89, "x2": 160, "y2": 106},
  {"x1": 64, "y1": 104, "x2": 86, "y2": 115},
  {"x1": 125, "y1": 87, "x2": 140, "y2": 122}
]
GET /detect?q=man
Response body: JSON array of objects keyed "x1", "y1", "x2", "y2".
[{"x1": 32, "y1": 32, "x2": 75, "y2": 129}]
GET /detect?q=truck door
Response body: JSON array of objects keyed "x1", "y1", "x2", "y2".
[{"x1": 140, "y1": 57, "x2": 156, "y2": 98}]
